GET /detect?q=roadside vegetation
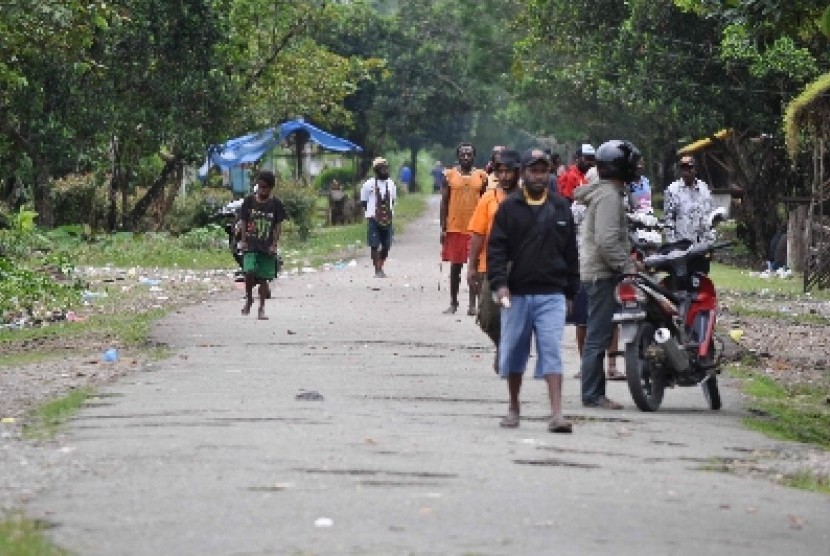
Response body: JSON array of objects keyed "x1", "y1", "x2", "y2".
[
  {"x1": 0, "y1": 513, "x2": 67, "y2": 556},
  {"x1": 706, "y1": 262, "x2": 830, "y2": 493},
  {"x1": 0, "y1": 170, "x2": 428, "y2": 553}
]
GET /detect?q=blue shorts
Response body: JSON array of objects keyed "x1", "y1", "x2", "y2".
[
  {"x1": 499, "y1": 293, "x2": 566, "y2": 379},
  {"x1": 367, "y1": 218, "x2": 393, "y2": 250}
]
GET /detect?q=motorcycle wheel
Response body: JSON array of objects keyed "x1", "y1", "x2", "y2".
[
  {"x1": 701, "y1": 375, "x2": 722, "y2": 410},
  {"x1": 625, "y1": 322, "x2": 665, "y2": 411},
  {"x1": 228, "y1": 232, "x2": 243, "y2": 268}
]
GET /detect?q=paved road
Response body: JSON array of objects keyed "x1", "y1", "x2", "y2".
[{"x1": 29, "y1": 196, "x2": 830, "y2": 555}]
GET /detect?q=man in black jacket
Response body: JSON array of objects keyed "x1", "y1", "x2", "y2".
[{"x1": 487, "y1": 149, "x2": 580, "y2": 433}]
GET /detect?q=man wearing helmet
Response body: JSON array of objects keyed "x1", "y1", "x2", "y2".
[
  {"x1": 466, "y1": 149, "x2": 522, "y2": 373},
  {"x1": 573, "y1": 140, "x2": 642, "y2": 410}
]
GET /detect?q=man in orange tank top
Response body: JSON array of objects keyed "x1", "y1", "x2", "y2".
[
  {"x1": 440, "y1": 142, "x2": 488, "y2": 315},
  {"x1": 467, "y1": 149, "x2": 521, "y2": 372}
]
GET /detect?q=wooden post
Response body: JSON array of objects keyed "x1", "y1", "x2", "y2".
[{"x1": 788, "y1": 204, "x2": 807, "y2": 272}]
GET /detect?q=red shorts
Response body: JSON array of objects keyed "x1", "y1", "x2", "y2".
[{"x1": 441, "y1": 232, "x2": 470, "y2": 264}]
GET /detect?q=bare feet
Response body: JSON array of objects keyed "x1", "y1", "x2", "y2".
[{"x1": 241, "y1": 297, "x2": 253, "y2": 316}]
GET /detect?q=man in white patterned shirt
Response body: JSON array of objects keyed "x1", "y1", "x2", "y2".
[{"x1": 664, "y1": 155, "x2": 715, "y2": 244}]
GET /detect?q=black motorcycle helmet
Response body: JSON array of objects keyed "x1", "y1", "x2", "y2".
[{"x1": 595, "y1": 140, "x2": 641, "y2": 182}]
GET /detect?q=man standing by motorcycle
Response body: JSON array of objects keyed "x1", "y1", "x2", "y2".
[
  {"x1": 574, "y1": 140, "x2": 642, "y2": 409},
  {"x1": 664, "y1": 155, "x2": 715, "y2": 244}
]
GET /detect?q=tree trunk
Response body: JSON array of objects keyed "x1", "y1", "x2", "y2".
[
  {"x1": 789, "y1": 204, "x2": 807, "y2": 272},
  {"x1": 129, "y1": 157, "x2": 181, "y2": 229},
  {"x1": 33, "y1": 165, "x2": 54, "y2": 228},
  {"x1": 108, "y1": 140, "x2": 119, "y2": 232},
  {"x1": 409, "y1": 146, "x2": 420, "y2": 192}
]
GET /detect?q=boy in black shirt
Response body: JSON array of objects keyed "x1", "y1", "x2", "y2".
[{"x1": 238, "y1": 170, "x2": 287, "y2": 320}]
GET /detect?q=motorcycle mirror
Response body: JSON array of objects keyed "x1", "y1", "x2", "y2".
[{"x1": 707, "y1": 207, "x2": 727, "y2": 228}]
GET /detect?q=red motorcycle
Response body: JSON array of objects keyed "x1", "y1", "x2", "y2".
[{"x1": 614, "y1": 238, "x2": 732, "y2": 411}]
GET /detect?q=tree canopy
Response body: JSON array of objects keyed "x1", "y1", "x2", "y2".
[{"x1": 2, "y1": 0, "x2": 829, "y2": 256}]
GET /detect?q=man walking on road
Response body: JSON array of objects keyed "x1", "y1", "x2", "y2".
[
  {"x1": 467, "y1": 149, "x2": 521, "y2": 373},
  {"x1": 238, "y1": 170, "x2": 287, "y2": 320},
  {"x1": 574, "y1": 140, "x2": 642, "y2": 409},
  {"x1": 360, "y1": 157, "x2": 397, "y2": 278},
  {"x1": 440, "y1": 142, "x2": 488, "y2": 315},
  {"x1": 487, "y1": 149, "x2": 579, "y2": 433}
]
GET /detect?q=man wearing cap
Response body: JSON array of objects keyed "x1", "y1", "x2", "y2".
[
  {"x1": 360, "y1": 157, "x2": 397, "y2": 278},
  {"x1": 487, "y1": 148, "x2": 579, "y2": 433},
  {"x1": 467, "y1": 149, "x2": 522, "y2": 373},
  {"x1": 664, "y1": 155, "x2": 715, "y2": 244},
  {"x1": 485, "y1": 145, "x2": 506, "y2": 191},
  {"x1": 557, "y1": 144, "x2": 596, "y2": 202},
  {"x1": 440, "y1": 142, "x2": 488, "y2": 315}
]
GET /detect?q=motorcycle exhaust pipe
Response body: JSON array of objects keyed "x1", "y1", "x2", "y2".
[{"x1": 654, "y1": 328, "x2": 690, "y2": 371}]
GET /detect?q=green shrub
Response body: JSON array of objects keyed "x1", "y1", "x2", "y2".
[
  {"x1": 313, "y1": 167, "x2": 357, "y2": 192},
  {"x1": 277, "y1": 180, "x2": 317, "y2": 241},
  {"x1": 165, "y1": 195, "x2": 218, "y2": 235},
  {"x1": 51, "y1": 174, "x2": 108, "y2": 229}
]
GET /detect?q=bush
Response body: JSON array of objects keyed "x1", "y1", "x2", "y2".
[
  {"x1": 165, "y1": 195, "x2": 219, "y2": 235},
  {"x1": 313, "y1": 167, "x2": 357, "y2": 192},
  {"x1": 277, "y1": 180, "x2": 317, "y2": 241},
  {"x1": 51, "y1": 174, "x2": 108, "y2": 229}
]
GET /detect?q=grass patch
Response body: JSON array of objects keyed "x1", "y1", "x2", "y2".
[
  {"x1": 24, "y1": 388, "x2": 93, "y2": 440},
  {"x1": 725, "y1": 303, "x2": 830, "y2": 325},
  {"x1": 781, "y1": 471, "x2": 830, "y2": 494},
  {"x1": 710, "y1": 262, "x2": 830, "y2": 300},
  {"x1": 0, "y1": 513, "x2": 67, "y2": 556},
  {"x1": 726, "y1": 363, "x2": 830, "y2": 450}
]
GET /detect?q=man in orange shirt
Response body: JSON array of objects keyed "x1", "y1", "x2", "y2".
[
  {"x1": 440, "y1": 142, "x2": 488, "y2": 315},
  {"x1": 467, "y1": 149, "x2": 521, "y2": 372},
  {"x1": 557, "y1": 143, "x2": 595, "y2": 201}
]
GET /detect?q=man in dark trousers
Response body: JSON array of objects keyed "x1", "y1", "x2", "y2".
[
  {"x1": 487, "y1": 149, "x2": 580, "y2": 433},
  {"x1": 238, "y1": 170, "x2": 287, "y2": 320},
  {"x1": 574, "y1": 140, "x2": 642, "y2": 409}
]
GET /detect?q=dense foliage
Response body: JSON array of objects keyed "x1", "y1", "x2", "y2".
[{"x1": 2, "y1": 0, "x2": 830, "y2": 256}]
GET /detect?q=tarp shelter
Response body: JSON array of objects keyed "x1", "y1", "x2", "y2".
[{"x1": 198, "y1": 118, "x2": 362, "y2": 185}]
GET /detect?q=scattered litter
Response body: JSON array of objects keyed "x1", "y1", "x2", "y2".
[
  {"x1": 139, "y1": 278, "x2": 161, "y2": 286},
  {"x1": 1, "y1": 417, "x2": 16, "y2": 424},
  {"x1": 103, "y1": 348, "x2": 119, "y2": 362},
  {"x1": 295, "y1": 389, "x2": 325, "y2": 401},
  {"x1": 82, "y1": 290, "x2": 108, "y2": 301},
  {"x1": 314, "y1": 517, "x2": 334, "y2": 528},
  {"x1": 347, "y1": 259, "x2": 358, "y2": 267}
]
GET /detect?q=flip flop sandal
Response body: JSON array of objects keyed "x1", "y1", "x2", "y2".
[
  {"x1": 548, "y1": 417, "x2": 573, "y2": 433},
  {"x1": 607, "y1": 370, "x2": 627, "y2": 381},
  {"x1": 499, "y1": 412, "x2": 520, "y2": 428}
]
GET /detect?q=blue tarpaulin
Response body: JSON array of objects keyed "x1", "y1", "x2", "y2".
[{"x1": 198, "y1": 119, "x2": 362, "y2": 180}]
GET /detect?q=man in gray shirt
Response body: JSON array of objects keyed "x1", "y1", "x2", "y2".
[{"x1": 573, "y1": 140, "x2": 642, "y2": 409}]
